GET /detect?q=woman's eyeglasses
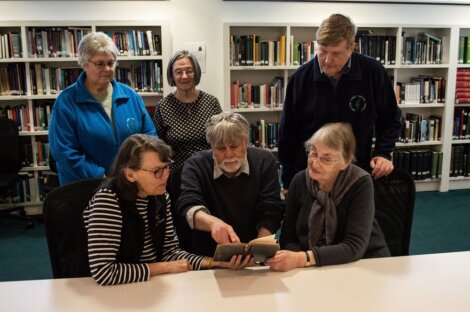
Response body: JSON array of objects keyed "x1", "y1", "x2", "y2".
[
  {"x1": 305, "y1": 148, "x2": 339, "y2": 166},
  {"x1": 88, "y1": 60, "x2": 117, "y2": 70},
  {"x1": 173, "y1": 68, "x2": 194, "y2": 77},
  {"x1": 140, "y1": 161, "x2": 172, "y2": 179}
]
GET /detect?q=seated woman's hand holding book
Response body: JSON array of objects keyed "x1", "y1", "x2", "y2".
[
  {"x1": 213, "y1": 234, "x2": 279, "y2": 266},
  {"x1": 265, "y1": 250, "x2": 314, "y2": 272},
  {"x1": 212, "y1": 254, "x2": 252, "y2": 270}
]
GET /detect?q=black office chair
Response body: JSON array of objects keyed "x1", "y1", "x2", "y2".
[
  {"x1": 43, "y1": 178, "x2": 102, "y2": 278},
  {"x1": 373, "y1": 168, "x2": 416, "y2": 256},
  {"x1": 0, "y1": 118, "x2": 34, "y2": 227},
  {"x1": 41, "y1": 151, "x2": 59, "y2": 196}
]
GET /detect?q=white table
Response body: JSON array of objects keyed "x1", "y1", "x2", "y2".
[{"x1": 1, "y1": 251, "x2": 469, "y2": 312}]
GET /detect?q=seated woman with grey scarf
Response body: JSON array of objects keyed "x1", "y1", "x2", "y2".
[{"x1": 266, "y1": 123, "x2": 390, "y2": 272}]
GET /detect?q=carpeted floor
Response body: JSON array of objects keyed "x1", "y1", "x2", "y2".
[
  {"x1": 409, "y1": 189, "x2": 470, "y2": 254},
  {"x1": 0, "y1": 189, "x2": 469, "y2": 282}
]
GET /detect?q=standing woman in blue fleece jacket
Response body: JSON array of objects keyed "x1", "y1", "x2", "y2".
[{"x1": 49, "y1": 32, "x2": 156, "y2": 185}]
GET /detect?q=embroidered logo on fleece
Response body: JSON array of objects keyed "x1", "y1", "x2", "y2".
[
  {"x1": 349, "y1": 95, "x2": 367, "y2": 112},
  {"x1": 126, "y1": 118, "x2": 137, "y2": 132}
]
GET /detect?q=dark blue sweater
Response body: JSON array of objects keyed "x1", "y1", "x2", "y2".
[
  {"x1": 176, "y1": 147, "x2": 284, "y2": 257},
  {"x1": 279, "y1": 52, "x2": 402, "y2": 188}
]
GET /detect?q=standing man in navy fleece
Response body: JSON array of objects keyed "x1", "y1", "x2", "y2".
[
  {"x1": 278, "y1": 13, "x2": 402, "y2": 192},
  {"x1": 176, "y1": 112, "x2": 284, "y2": 257}
]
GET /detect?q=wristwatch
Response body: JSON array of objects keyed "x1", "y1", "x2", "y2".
[{"x1": 304, "y1": 251, "x2": 311, "y2": 267}]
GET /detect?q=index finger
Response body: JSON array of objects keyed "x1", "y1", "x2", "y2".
[{"x1": 228, "y1": 229, "x2": 240, "y2": 243}]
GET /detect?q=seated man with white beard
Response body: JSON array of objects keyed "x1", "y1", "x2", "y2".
[{"x1": 176, "y1": 112, "x2": 284, "y2": 257}]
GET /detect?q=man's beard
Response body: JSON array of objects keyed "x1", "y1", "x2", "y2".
[{"x1": 219, "y1": 157, "x2": 243, "y2": 174}]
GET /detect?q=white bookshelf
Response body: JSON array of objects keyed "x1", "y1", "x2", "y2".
[
  {"x1": 0, "y1": 20, "x2": 170, "y2": 212},
  {"x1": 224, "y1": 23, "x2": 470, "y2": 192}
]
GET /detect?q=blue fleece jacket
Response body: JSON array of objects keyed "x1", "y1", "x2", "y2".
[{"x1": 49, "y1": 71, "x2": 156, "y2": 185}]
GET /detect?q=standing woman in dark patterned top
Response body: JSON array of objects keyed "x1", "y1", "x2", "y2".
[{"x1": 153, "y1": 50, "x2": 222, "y2": 169}]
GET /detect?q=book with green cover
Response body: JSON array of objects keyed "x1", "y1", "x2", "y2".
[
  {"x1": 465, "y1": 37, "x2": 470, "y2": 64},
  {"x1": 459, "y1": 36, "x2": 465, "y2": 64}
]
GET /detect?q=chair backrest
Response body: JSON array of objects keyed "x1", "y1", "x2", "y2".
[
  {"x1": 43, "y1": 178, "x2": 102, "y2": 278},
  {"x1": 373, "y1": 169, "x2": 416, "y2": 256},
  {"x1": 0, "y1": 118, "x2": 21, "y2": 174}
]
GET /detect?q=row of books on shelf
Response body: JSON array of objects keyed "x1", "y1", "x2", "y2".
[
  {"x1": 1, "y1": 60, "x2": 164, "y2": 96},
  {"x1": 1, "y1": 171, "x2": 54, "y2": 204},
  {"x1": 229, "y1": 35, "x2": 317, "y2": 67},
  {"x1": 26, "y1": 27, "x2": 91, "y2": 59},
  {"x1": 229, "y1": 34, "x2": 287, "y2": 67},
  {"x1": 450, "y1": 145, "x2": 470, "y2": 177},
  {"x1": 401, "y1": 32, "x2": 442, "y2": 65},
  {"x1": 355, "y1": 32, "x2": 396, "y2": 65},
  {"x1": 0, "y1": 32, "x2": 21, "y2": 59},
  {"x1": 31, "y1": 65, "x2": 81, "y2": 95},
  {"x1": 1, "y1": 27, "x2": 163, "y2": 59},
  {"x1": 395, "y1": 76, "x2": 446, "y2": 104},
  {"x1": 0, "y1": 64, "x2": 26, "y2": 96},
  {"x1": 0, "y1": 105, "x2": 26, "y2": 129},
  {"x1": 457, "y1": 36, "x2": 470, "y2": 64},
  {"x1": 398, "y1": 113, "x2": 441, "y2": 143},
  {"x1": 20, "y1": 140, "x2": 50, "y2": 167},
  {"x1": 455, "y1": 68, "x2": 470, "y2": 104},
  {"x1": 248, "y1": 120, "x2": 279, "y2": 149},
  {"x1": 0, "y1": 101, "x2": 52, "y2": 131},
  {"x1": 291, "y1": 40, "x2": 316, "y2": 66},
  {"x1": 453, "y1": 108, "x2": 470, "y2": 140},
  {"x1": 229, "y1": 32, "x2": 443, "y2": 67},
  {"x1": 26, "y1": 27, "x2": 88, "y2": 58},
  {"x1": 230, "y1": 78, "x2": 284, "y2": 109},
  {"x1": 115, "y1": 61, "x2": 163, "y2": 93},
  {"x1": 2, "y1": 172, "x2": 39, "y2": 203},
  {"x1": 392, "y1": 148, "x2": 442, "y2": 180},
  {"x1": 103, "y1": 30, "x2": 162, "y2": 56}
]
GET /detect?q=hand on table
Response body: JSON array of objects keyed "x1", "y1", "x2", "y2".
[{"x1": 265, "y1": 250, "x2": 305, "y2": 272}]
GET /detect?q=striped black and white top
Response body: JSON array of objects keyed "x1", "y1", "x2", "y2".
[{"x1": 83, "y1": 188, "x2": 204, "y2": 286}]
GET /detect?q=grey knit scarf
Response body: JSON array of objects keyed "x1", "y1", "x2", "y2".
[{"x1": 306, "y1": 164, "x2": 368, "y2": 248}]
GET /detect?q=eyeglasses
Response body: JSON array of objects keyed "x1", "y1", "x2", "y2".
[
  {"x1": 140, "y1": 161, "x2": 172, "y2": 179},
  {"x1": 173, "y1": 68, "x2": 194, "y2": 77},
  {"x1": 305, "y1": 148, "x2": 339, "y2": 166},
  {"x1": 88, "y1": 60, "x2": 117, "y2": 70}
]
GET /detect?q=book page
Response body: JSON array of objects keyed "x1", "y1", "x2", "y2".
[{"x1": 249, "y1": 234, "x2": 276, "y2": 244}]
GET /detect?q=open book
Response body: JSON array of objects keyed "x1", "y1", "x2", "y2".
[{"x1": 213, "y1": 234, "x2": 280, "y2": 263}]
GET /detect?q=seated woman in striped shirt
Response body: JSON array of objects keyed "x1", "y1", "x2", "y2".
[{"x1": 84, "y1": 134, "x2": 248, "y2": 285}]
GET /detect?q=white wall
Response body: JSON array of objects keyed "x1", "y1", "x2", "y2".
[{"x1": 1, "y1": 0, "x2": 470, "y2": 105}]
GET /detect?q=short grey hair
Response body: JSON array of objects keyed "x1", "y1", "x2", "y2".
[
  {"x1": 305, "y1": 122, "x2": 356, "y2": 163},
  {"x1": 167, "y1": 50, "x2": 202, "y2": 87},
  {"x1": 77, "y1": 32, "x2": 118, "y2": 67},
  {"x1": 205, "y1": 112, "x2": 249, "y2": 146}
]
